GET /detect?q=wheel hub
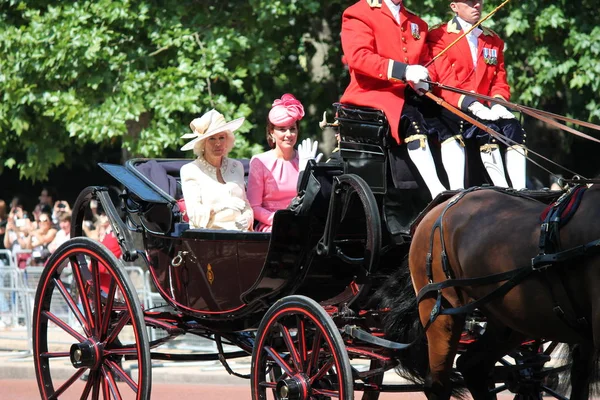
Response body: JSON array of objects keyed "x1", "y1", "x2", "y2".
[
  {"x1": 70, "y1": 341, "x2": 102, "y2": 369},
  {"x1": 276, "y1": 374, "x2": 309, "y2": 400}
]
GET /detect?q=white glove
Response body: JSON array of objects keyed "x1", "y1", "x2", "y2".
[
  {"x1": 491, "y1": 104, "x2": 516, "y2": 120},
  {"x1": 404, "y1": 65, "x2": 429, "y2": 84},
  {"x1": 412, "y1": 81, "x2": 430, "y2": 94},
  {"x1": 468, "y1": 101, "x2": 499, "y2": 121},
  {"x1": 234, "y1": 215, "x2": 250, "y2": 231},
  {"x1": 217, "y1": 197, "x2": 246, "y2": 212},
  {"x1": 297, "y1": 138, "x2": 324, "y2": 172}
]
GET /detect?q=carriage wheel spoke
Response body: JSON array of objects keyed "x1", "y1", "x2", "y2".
[
  {"x1": 296, "y1": 316, "x2": 308, "y2": 370},
  {"x1": 43, "y1": 310, "x2": 87, "y2": 343},
  {"x1": 106, "y1": 358, "x2": 138, "y2": 392},
  {"x1": 264, "y1": 345, "x2": 295, "y2": 376},
  {"x1": 71, "y1": 255, "x2": 95, "y2": 332},
  {"x1": 48, "y1": 368, "x2": 86, "y2": 399},
  {"x1": 101, "y1": 373, "x2": 111, "y2": 400},
  {"x1": 79, "y1": 372, "x2": 95, "y2": 400},
  {"x1": 91, "y1": 259, "x2": 103, "y2": 338},
  {"x1": 100, "y1": 279, "x2": 118, "y2": 341},
  {"x1": 310, "y1": 358, "x2": 334, "y2": 385},
  {"x1": 259, "y1": 381, "x2": 277, "y2": 389},
  {"x1": 102, "y1": 364, "x2": 124, "y2": 399},
  {"x1": 91, "y1": 369, "x2": 101, "y2": 400},
  {"x1": 306, "y1": 330, "x2": 322, "y2": 375},
  {"x1": 40, "y1": 351, "x2": 70, "y2": 359},
  {"x1": 312, "y1": 388, "x2": 340, "y2": 398},
  {"x1": 104, "y1": 312, "x2": 131, "y2": 346},
  {"x1": 278, "y1": 322, "x2": 303, "y2": 372},
  {"x1": 54, "y1": 277, "x2": 91, "y2": 336}
]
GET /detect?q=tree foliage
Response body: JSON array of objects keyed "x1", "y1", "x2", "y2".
[{"x1": 1, "y1": 0, "x2": 599, "y2": 181}]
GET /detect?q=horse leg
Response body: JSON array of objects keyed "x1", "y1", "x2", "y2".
[
  {"x1": 569, "y1": 342, "x2": 595, "y2": 400},
  {"x1": 423, "y1": 312, "x2": 466, "y2": 400},
  {"x1": 457, "y1": 324, "x2": 526, "y2": 400}
]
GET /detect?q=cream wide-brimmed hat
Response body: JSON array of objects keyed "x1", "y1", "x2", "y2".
[{"x1": 180, "y1": 109, "x2": 245, "y2": 152}]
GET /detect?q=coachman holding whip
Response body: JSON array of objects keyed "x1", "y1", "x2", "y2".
[
  {"x1": 340, "y1": 0, "x2": 448, "y2": 200},
  {"x1": 427, "y1": 0, "x2": 527, "y2": 189}
]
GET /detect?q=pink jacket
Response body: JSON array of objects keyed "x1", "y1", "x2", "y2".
[{"x1": 247, "y1": 150, "x2": 299, "y2": 232}]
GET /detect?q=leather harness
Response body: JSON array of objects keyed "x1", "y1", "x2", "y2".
[{"x1": 418, "y1": 185, "x2": 600, "y2": 340}]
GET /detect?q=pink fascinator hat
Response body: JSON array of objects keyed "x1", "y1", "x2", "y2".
[{"x1": 268, "y1": 93, "x2": 305, "y2": 126}]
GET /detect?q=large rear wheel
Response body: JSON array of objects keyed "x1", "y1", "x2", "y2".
[
  {"x1": 32, "y1": 237, "x2": 151, "y2": 399},
  {"x1": 251, "y1": 295, "x2": 354, "y2": 399}
]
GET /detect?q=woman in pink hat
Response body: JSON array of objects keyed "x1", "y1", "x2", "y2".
[
  {"x1": 180, "y1": 109, "x2": 254, "y2": 231},
  {"x1": 247, "y1": 94, "x2": 322, "y2": 232}
]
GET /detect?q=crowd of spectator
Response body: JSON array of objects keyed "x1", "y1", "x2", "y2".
[{"x1": 0, "y1": 187, "x2": 115, "y2": 268}]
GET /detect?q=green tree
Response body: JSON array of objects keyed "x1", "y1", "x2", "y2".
[
  {"x1": 1, "y1": 0, "x2": 599, "y2": 183},
  {"x1": 0, "y1": 0, "x2": 347, "y2": 180}
]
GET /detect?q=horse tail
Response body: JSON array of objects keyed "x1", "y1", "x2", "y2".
[
  {"x1": 371, "y1": 256, "x2": 467, "y2": 397},
  {"x1": 555, "y1": 343, "x2": 600, "y2": 397},
  {"x1": 371, "y1": 256, "x2": 429, "y2": 382}
]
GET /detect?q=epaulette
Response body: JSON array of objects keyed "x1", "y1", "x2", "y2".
[
  {"x1": 403, "y1": 6, "x2": 417, "y2": 16},
  {"x1": 365, "y1": 0, "x2": 383, "y2": 8},
  {"x1": 481, "y1": 26, "x2": 497, "y2": 37},
  {"x1": 429, "y1": 22, "x2": 444, "y2": 32}
]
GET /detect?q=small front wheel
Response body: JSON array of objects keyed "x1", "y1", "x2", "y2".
[
  {"x1": 251, "y1": 295, "x2": 354, "y2": 400},
  {"x1": 32, "y1": 237, "x2": 151, "y2": 400}
]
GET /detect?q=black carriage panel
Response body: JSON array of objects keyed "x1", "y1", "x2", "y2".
[
  {"x1": 336, "y1": 104, "x2": 389, "y2": 195},
  {"x1": 144, "y1": 230, "x2": 270, "y2": 314}
]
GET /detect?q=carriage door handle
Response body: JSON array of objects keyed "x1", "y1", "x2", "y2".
[{"x1": 171, "y1": 251, "x2": 188, "y2": 268}]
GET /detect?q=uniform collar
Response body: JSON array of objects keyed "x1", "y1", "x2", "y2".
[
  {"x1": 455, "y1": 16, "x2": 482, "y2": 37},
  {"x1": 383, "y1": 0, "x2": 401, "y2": 24},
  {"x1": 448, "y1": 16, "x2": 493, "y2": 36}
]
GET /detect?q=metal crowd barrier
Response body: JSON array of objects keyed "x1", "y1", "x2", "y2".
[{"x1": 0, "y1": 248, "x2": 219, "y2": 357}]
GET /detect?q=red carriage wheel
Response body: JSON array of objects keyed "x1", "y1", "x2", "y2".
[
  {"x1": 32, "y1": 237, "x2": 151, "y2": 400},
  {"x1": 251, "y1": 295, "x2": 354, "y2": 400}
]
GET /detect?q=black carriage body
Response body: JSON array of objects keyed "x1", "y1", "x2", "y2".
[{"x1": 95, "y1": 157, "x2": 371, "y2": 326}]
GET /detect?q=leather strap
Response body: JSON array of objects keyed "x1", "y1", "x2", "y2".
[{"x1": 425, "y1": 81, "x2": 600, "y2": 143}]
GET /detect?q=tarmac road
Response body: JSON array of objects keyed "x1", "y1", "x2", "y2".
[{"x1": 1, "y1": 379, "x2": 434, "y2": 400}]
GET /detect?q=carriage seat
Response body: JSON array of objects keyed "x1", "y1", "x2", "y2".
[
  {"x1": 335, "y1": 103, "x2": 390, "y2": 194},
  {"x1": 132, "y1": 158, "x2": 250, "y2": 201}
]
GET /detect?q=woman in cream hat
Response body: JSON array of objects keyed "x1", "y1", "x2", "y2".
[
  {"x1": 179, "y1": 109, "x2": 254, "y2": 231},
  {"x1": 247, "y1": 94, "x2": 322, "y2": 232}
]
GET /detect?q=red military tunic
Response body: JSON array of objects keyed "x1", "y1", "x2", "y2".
[
  {"x1": 340, "y1": 0, "x2": 430, "y2": 144},
  {"x1": 427, "y1": 17, "x2": 511, "y2": 111}
]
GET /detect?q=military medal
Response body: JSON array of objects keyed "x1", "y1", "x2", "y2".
[
  {"x1": 411, "y1": 23, "x2": 421, "y2": 40},
  {"x1": 484, "y1": 48, "x2": 498, "y2": 65}
]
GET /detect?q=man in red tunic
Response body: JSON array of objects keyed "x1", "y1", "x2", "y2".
[
  {"x1": 427, "y1": 0, "x2": 527, "y2": 189},
  {"x1": 340, "y1": 0, "x2": 447, "y2": 199}
]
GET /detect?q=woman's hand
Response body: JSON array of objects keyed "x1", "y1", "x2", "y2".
[
  {"x1": 298, "y1": 138, "x2": 323, "y2": 171},
  {"x1": 234, "y1": 215, "x2": 251, "y2": 231},
  {"x1": 218, "y1": 197, "x2": 246, "y2": 212}
]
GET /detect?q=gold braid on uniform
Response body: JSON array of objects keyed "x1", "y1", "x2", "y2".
[
  {"x1": 480, "y1": 143, "x2": 500, "y2": 153},
  {"x1": 507, "y1": 144, "x2": 528, "y2": 156},
  {"x1": 405, "y1": 134, "x2": 427, "y2": 149},
  {"x1": 442, "y1": 134, "x2": 465, "y2": 147}
]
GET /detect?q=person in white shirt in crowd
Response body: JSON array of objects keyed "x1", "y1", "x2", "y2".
[
  {"x1": 180, "y1": 110, "x2": 254, "y2": 231},
  {"x1": 48, "y1": 212, "x2": 71, "y2": 254}
]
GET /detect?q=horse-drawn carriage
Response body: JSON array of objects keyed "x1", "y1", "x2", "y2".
[{"x1": 32, "y1": 103, "x2": 585, "y2": 400}]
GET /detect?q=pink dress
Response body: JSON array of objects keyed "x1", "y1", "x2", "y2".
[{"x1": 247, "y1": 150, "x2": 299, "y2": 232}]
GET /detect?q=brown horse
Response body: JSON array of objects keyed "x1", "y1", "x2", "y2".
[{"x1": 379, "y1": 184, "x2": 600, "y2": 400}]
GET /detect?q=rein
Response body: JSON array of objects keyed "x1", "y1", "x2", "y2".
[
  {"x1": 424, "y1": 80, "x2": 600, "y2": 143},
  {"x1": 417, "y1": 186, "x2": 600, "y2": 332},
  {"x1": 422, "y1": 91, "x2": 584, "y2": 179}
]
